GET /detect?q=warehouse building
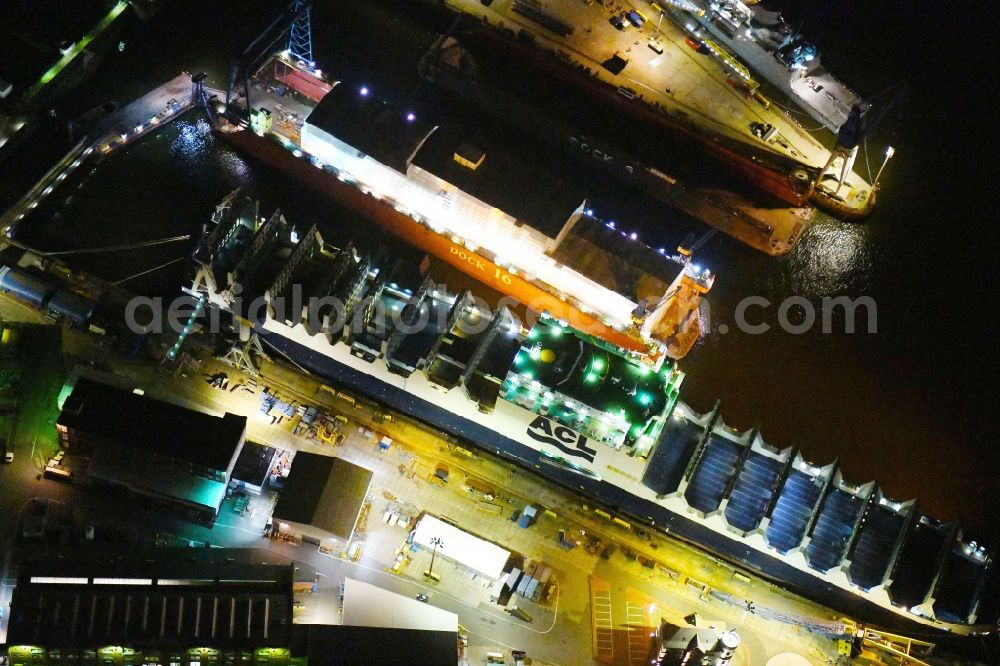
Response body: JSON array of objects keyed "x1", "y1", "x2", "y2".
[
  {"x1": 269, "y1": 452, "x2": 373, "y2": 550},
  {"x1": 56, "y1": 378, "x2": 247, "y2": 521},
  {"x1": 412, "y1": 514, "x2": 511, "y2": 581},
  {"x1": 4, "y1": 547, "x2": 295, "y2": 658},
  {"x1": 291, "y1": 577, "x2": 459, "y2": 666}
]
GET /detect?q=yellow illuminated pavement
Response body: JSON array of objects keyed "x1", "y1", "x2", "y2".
[{"x1": 49, "y1": 320, "x2": 853, "y2": 664}]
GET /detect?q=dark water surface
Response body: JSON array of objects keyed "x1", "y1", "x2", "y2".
[{"x1": 14, "y1": 0, "x2": 998, "y2": 538}]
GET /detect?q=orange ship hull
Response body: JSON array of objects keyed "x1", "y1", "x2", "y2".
[{"x1": 217, "y1": 126, "x2": 651, "y2": 355}]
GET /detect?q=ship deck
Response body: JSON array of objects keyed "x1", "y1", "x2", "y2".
[{"x1": 442, "y1": 0, "x2": 874, "y2": 213}]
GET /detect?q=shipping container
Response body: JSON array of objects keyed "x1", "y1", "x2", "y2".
[
  {"x1": 0, "y1": 266, "x2": 55, "y2": 308},
  {"x1": 47, "y1": 290, "x2": 96, "y2": 326}
]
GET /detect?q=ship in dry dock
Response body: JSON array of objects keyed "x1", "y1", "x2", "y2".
[
  {"x1": 217, "y1": 73, "x2": 712, "y2": 361},
  {"x1": 189, "y1": 183, "x2": 991, "y2": 639},
  {"x1": 193, "y1": 74, "x2": 990, "y2": 634}
]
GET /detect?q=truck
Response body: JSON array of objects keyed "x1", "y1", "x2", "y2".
[
  {"x1": 43, "y1": 465, "x2": 72, "y2": 482},
  {"x1": 517, "y1": 504, "x2": 538, "y2": 528},
  {"x1": 511, "y1": 650, "x2": 527, "y2": 666},
  {"x1": 556, "y1": 529, "x2": 576, "y2": 550},
  {"x1": 507, "y1": 606, "x2": 533, "y2": 623}
]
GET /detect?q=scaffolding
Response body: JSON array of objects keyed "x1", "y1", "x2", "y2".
[{"x1": 287, "y1": 0, "x2": 314, "y2": 65}]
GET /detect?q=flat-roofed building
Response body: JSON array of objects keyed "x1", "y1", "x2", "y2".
[
  {"x1": 55, "y1": 378, "x2": 247, "y2": 521},
  {"x1": 290, "y1": 578, "x2": 458, "y2": 666},
  {"x1": 4, "y1": 547, "x2": 295, "y2": 656},
  {"x1": 412, "y1": 515, "x2": 511, "y2": 581},
  {"x1": 270, "y1": 453, "x2": 373, "y2": 549}
]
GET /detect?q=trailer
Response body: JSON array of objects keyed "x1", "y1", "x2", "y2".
[
  {"x1": 507, "y1": 606, "x2": 533, "y2": 623},
  {"x1": 46, "y1": 290, "x2": 96, "y2": 326}
]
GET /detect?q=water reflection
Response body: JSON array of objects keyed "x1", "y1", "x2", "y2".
[
  {"x1": 785, "y1": 218, "x2": 875, "y2": 299},
  {"x1": 169, "y1": 117, "x2": 213, "y2": 162},
  {"x1": 168, "y1": 115, "x2": 255, "y2": 190}
]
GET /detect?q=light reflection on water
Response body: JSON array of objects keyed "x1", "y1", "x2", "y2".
[
  {"x1": 783, "y1": 217, "x2": 876, "y2": 299},
  {"x1": 169, "y1": 117, "x2": 213, "y2": 162},
  {"x1": 692, "y1": 214, "x2": 877, "y2": 351},
  {"x1": 168, "y1": 116, "x2": 253, "y2": 185}
]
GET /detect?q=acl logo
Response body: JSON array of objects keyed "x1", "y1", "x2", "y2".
[{"x1": 526, "y1": 416, "x2": 598, "y2": 463}]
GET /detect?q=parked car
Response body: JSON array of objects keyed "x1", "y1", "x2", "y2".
[
  {"x1": 610, "y1": 13, "x2": 627, "y2": 30},
  {"x1": 626, "y1": 10, "x2": 645, "y2": 27}
]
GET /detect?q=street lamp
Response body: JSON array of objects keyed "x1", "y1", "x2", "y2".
[
  {"x1": 425, "y1": 536, "x2": 444, "y2": 579},
  {"x1": 872, "y1": 145, "x2": 895, "y2": 191}
]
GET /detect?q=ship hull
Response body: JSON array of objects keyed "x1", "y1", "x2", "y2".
[
  {"x1": 254, "y1": 321, "x2": 963, "y2": 638},
  {"x1": 217, "y1": 126, "x2": 652, "y2": 356}
]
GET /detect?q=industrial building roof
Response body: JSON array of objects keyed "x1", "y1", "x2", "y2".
[
  {"x1": 87, "y1": 446, "x2": 228, "y2": 513},
  {"x1": 232, "y1": 440, "x2": 277, "y2": 488},
  {"x1": 304, "y1": 82, "x2": 434, "y2": 172},
  {"x1": 271, "y1": 453, "x2": 373, "y2": 540},
  {"x1": 56, "y1": 378, "x2": 246, "y2": 471},
  {"x1": 412, "y1": 515, "x2": 511, "y2": 580},
  {"x1": 342, "y1": 578, "x2": 458, "y2": 632},
  {"x1": 6, "y1": 547, "x2": 293, "y2": 649},
  {"x1": 291, "y1": 624, "x2": 457, "y2": 666},
  {"x1": 286, "y1": 578, "x2": 460, "y2": 665},
  {"x1": 409, "y1": 124, "x2": 587, "y2": 237}
]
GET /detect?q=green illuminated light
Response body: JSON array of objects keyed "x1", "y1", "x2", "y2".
[
  {"x1": 591, "y1": 357, "x2": 605, "y2": 372},
  {"x1": 585, "y1": 372, "x2": 598, "y2": 384},
  {"x1": 27, "y1": 2, "x2": 128, "y2": 100}
]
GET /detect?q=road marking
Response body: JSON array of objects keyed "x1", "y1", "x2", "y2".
[
  {"x1": 593, "y1": 588, "x2": 614, "y2": 660},
  {"x1": 626, "y1": 601, "x2": 650, "y2": 664}
]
